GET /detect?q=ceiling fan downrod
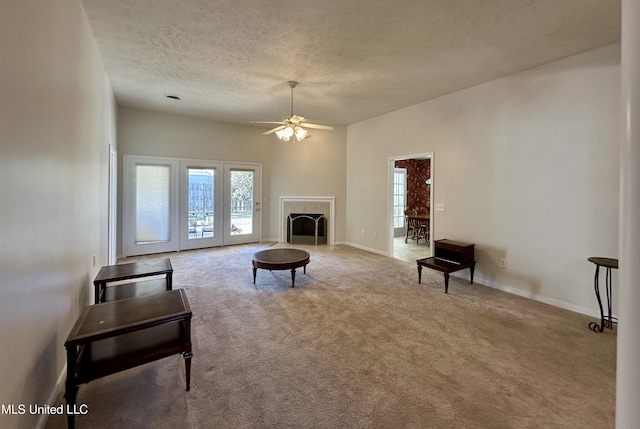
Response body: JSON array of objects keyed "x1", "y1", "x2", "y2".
[{"x1": 288, "y1": 81, "x2": 297, "y2": 118}]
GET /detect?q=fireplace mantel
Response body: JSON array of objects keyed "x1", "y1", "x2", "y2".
[{"x1": 280, "y1": 196, "x2": 335, "y2": 245}]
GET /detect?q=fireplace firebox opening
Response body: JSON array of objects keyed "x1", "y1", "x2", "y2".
[{"x1": 287, "y1": 213, "x2": 326, "y2": 245}]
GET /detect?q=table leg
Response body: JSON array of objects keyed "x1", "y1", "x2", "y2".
[
  {"x1": 589, "y1": 265, "x2": 605, "y2": 333},
  {"x1": 94, "y1": 282, "x2": 102, "y2": 305},
  {"x1": 183, "y1": 352, "x2": 193, "y2": 391},
  {"x1": 444, "y1": 273, "x2": 450, "y2": 294},
  {"x1": 291, "y1": 268, "x2": 296, "y2": 288},
  {"x1": 65, "y1": 346, "x2": 78, "y2": 429},
  {"x1": 470, "y1": 266, "x2": 475, "y2": 284},
  {"x1": 252, "y1": 266, "x2": 257, "y2": 284},
  {"x1": 183, "y1": 319, "x2": 192, "y2": 391},
  {"x1": 417, "y1": 264, "x2": 423, "y2": 284},
  {"x1": 166, "y1": 272, "x2": 173, "y2": 291},
  {"x1": 604, "y1": 267, "x2": 614, "y2": 329}
]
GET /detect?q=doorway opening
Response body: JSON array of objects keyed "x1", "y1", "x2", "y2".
[{"x1": 388, "y1": 153, "x2": 434, "y2": 263}]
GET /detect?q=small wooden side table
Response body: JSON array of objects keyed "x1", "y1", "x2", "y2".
[
  {"x1": 587, "y1": 256, "x2": 618, "y2": 333},
  {"x1": 93, "y1": 258, "x2": 173, "y2": 303},
  {"x1": 64, "y1": 289, "x2": 192, "y2": 428}
]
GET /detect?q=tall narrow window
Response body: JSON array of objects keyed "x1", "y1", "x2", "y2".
[
  {"x1": 136, "y1": 165, "x2": 170, "y2": 243},
  {"x1": 393, "y1": 168, "x2": 407, "y2": 234}
]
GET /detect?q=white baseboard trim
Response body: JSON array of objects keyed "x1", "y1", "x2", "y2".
[
  {"x1": 338, "y1": 241, "x2": 388, "y2": 256},
  {"x1": 340, "y1": 242, "x2": 601, "y2": 320},
  {"x1": 461, "y1": 275, "x2": 601, "y2": 319},
  {"x1": 38, "y1": 367, "x2": 67, "y2": 429}
]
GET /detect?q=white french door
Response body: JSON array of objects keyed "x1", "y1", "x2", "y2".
[
  {"x1": 223, "y1": 164, "x2": 261, "y2": 245},
  {"x1": 123, "y1": 155, "x2": 261, "y2": 257},
  {"x1": 179, "y1": 160, "x2": 223, "y2": 250}
]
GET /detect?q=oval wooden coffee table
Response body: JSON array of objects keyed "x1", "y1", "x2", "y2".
[{"x1": 251, "y1": 248, "x2": 310, "y2": 288}]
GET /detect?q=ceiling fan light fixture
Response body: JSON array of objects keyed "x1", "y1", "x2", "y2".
[
  {"x1": 275, "y1": 125, "x2": 308, "y2": 142},
  {"x1": 252, "y1": 80, "x2": 333, "y2": 142},
  {"x1": 284, "y1": 126, "x2": 295, "y2": 138},
  {"x1": 276, "y1": 126, "x2": 294, "y2": 141},
  {"x1": 294, "y1": 126, "x2": 308, "y2": 141}
]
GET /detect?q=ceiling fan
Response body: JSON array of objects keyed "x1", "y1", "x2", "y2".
[{"x1": 251, "y1": 81, "x2": 333, "y2": 142}]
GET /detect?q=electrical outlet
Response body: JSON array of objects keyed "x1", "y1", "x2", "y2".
[
  {"x1": 435, "y1": 203, "x2": 445, "y2": 212},
  {"x1": 499, "y1": 258, "x2": 507, "y2": 269},
  {"x1": 361, "y1": 229, "x2": 365, "y2": 236},
  {"x1": 373, "y1": 232, "x2": 378, "y2": 239}
]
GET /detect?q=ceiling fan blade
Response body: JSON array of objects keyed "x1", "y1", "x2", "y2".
[
  {"x1": 263, "y1": 125, "x2": 286, "y2": 135},
  {"x1": 301, "y1": 123, "x2": 334, "y2": 131},
  {"x1": 250, "y1": 121, "x2": 285, "y2": 125}
]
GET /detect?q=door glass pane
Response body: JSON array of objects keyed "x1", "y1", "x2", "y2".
[
  {"x1": 136, "y1": 165, "x2": 170, "y2": 243},
  {"x1": 230, "y1": 170, "x2": 253, "y2": 235},
  {"x1": 188, "y1": 168, "x2": 215, "y2": 240}
]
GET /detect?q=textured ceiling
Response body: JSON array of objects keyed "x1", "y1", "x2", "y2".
[{"x1": 80, "y1": 0, "x2": 620, "y2": 127}]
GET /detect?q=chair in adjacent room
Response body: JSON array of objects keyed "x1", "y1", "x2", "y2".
[
  {"x1": 404, "y1": 208, "x2": 418, "y2": 243},
  {"x1": 414, "y1": 207, "x2": 430, "y2": 246}
]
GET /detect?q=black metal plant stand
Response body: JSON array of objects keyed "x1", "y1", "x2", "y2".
[{"x1": 587, "y1": 257, "x2": 619, "y2": 333}]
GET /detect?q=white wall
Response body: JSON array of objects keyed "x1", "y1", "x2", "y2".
[
  {"x1": 0, "y1": 1, "x2": 116, "y2": 428},
  {"x1": 117, "y1": 107, "x2": 347, "y2": 247},
  {"x1": 268, "y1": 125, "x2": 347, "y2": 242},
  {"x1": 346, "y1": 44, "x2": 620, "y2": 315}
]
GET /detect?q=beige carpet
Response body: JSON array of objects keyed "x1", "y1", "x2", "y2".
[{"x1": 46, "y1": 243, "x2": 616, "y2": 428}]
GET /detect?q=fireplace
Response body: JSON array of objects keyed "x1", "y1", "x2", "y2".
[
  {"x1": 287, "y1": 213, "x2": 326, "y2": 245},
  {"x1": 280, "y1": 197, "x2": 335, "y2": 245}
]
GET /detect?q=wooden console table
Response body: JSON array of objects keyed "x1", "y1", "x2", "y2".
[
  {"x1": 93, "y1": 258, "x2": 173, "y2": 303},
  {"x1": 64, "y1": 289, "x2": 192, "y2": 429},
  {"x1": 417, "y1": 239, "x2": 476, "y2": 293}
]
